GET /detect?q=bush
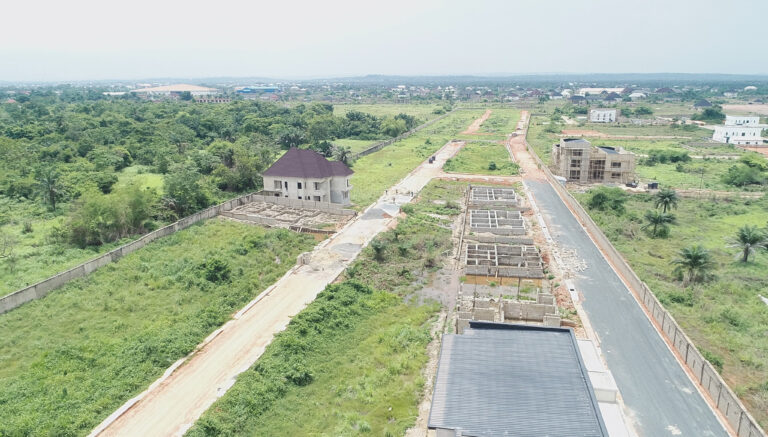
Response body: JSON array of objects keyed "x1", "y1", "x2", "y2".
[
  {"x1": 702, "y1": 349, "x2": 725, "y2": 373},
  {"x1": 586, "y1": 186, "x2": 627, "y2": 214},
  {"x1": 200, "y1": 257, "x2": 231, "y2": 283},
  {"x1": 721, "y1": 164, "x2": 766, "y2": 187},
  {"x1": 488, "y1": 161, "x2": 497, "y2": 171}
]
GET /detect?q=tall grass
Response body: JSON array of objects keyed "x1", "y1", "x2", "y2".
[{"x1": 0, "y1": 219, "x2": 316, "y2": 435}]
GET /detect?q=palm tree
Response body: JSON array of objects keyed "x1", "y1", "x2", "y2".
[
  {"x1": 728, "y1": 225, "x2": 767, "y2": 263},
  {"x1": 36, "y1": 168, "x2": 61, "y2": 211},
  {"x1": 654, "y1": 187, "x2": 679, "y2": 213},
  {"x1": 672, "y1": 245, "x2": 714, "y2": 284},
  {"x1": 334, "y1": 146, "x2": 353, "y2": 166},
  {"x1": 642, "y1": 210, "x2": 676, "y2": 237}
]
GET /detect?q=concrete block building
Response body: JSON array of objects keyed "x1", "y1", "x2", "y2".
[
  {"x1": 713, "y1": 115, "x2": 765, "y2": 145},
  {"x1": 552, "y1": 138, "x2": 635, "y2": 184},
  {"x1": 261, "y1": 148, "x2": 353, "y2": 205},
  {"x1": 589, "y1": 108, "x2": 618, "y2": 123}
]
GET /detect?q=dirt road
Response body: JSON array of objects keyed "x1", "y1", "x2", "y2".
[
  {"x1": 91, "y1": 140, "x2": 471, "y2": 437},
  {"x1": 461, "y1": 109, "x2": 492, "y2": 134}
]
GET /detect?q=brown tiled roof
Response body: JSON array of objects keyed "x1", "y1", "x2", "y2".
[{"x1": 262, "y1": 148, "x2": 353, "y2": 178}]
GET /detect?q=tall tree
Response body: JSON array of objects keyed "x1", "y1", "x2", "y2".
[
  {"x1": 653, "y1": 187, "x2": 679, "y2": 213},
  {"x1": 728, "y1": 225, "x2": 767, "y2": 263},
  {"x1": 642, "y1": 210, "x2": 676, "y2": 237},
  {"x1": 672, "y1": 245, "x2": 714, "y2": 284},
  {"x1": 36, "y1": 167, "x2": 62, "y2": 211}
]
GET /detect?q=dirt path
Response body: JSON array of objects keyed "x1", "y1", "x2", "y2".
[
  {"x1": 461, "y1": 109, "x2": 492, "y2": 134},
  {"x1": 91, "y1": 141, "x2": 467, "y2": 437},
  {"x1": 741, "y1": 146, "x2": 768, "y2": 157}
]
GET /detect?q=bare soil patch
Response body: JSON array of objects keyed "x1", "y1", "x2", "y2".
[{"x1": 723, "y1": 104, "x2": 768, "y2": 116}]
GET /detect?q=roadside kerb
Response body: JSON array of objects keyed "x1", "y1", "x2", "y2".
[{"x1": 524, "y1": 139, "x2": 765, "y2": 437}]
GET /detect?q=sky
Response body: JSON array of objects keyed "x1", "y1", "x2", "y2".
[{"x1": 2, "y1": 0, "x2": 767, "y2": 82}]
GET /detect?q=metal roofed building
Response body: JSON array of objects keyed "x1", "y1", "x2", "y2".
[
  {"x1": 261, "y1": 148, "x2": 353, "y2": 205},
  {"x1": 428, "y1": 322, "x2": 608, "y2": 437}
]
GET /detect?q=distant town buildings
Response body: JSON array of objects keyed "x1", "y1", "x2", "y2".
[
  {"x1": 130, "y1": 84, "x2": 219, "y2": 97},
  {"x1": 712, "y1": 115, "x2": 765, "y2": 145},
  {"x1": 552, "y1": 138, "x2": 635, "y2": 184},
  {"x1": 589, "y1": 108, "x2": 618, "y2": 123},
  {"x1": 261, "y1": 148, "x2": 353, "y2": 205}
]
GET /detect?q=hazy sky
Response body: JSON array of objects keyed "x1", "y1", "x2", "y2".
[{"x1": 2, "y1": 0, "x2": 767, "y2": 82}]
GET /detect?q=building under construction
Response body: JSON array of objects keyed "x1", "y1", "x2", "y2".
[{"x1": 552, "y1": 138, "x2": 635, "y2": 184}]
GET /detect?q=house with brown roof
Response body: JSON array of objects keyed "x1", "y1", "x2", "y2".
[{"x1": 261, "y1": 148, "x2": 353, "y2": 205}]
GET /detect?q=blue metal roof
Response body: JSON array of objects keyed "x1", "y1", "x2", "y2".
[{"x1": 428, "y1": 322, "x2": 608, "y2": 437}]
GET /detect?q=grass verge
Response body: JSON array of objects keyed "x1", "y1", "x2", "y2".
[
  {"x1": 575, "y1": 191, "x2": 768, "y2": 427},
  {"x1": 444, "y1": 141, "x2": 519, "y2": 176},
  {"x1": 0, "y1": 219, "x2": 316, "y2": 435}
]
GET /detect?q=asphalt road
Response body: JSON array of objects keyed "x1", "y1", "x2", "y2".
[{"x1": 527, "y1": 180, "x2": 728, "y2": 437}]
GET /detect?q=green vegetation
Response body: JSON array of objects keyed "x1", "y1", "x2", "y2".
[
  {"x1": 474, "y1": 108, "x2": 521, "y2": 140},
  {"x1": 188, "y1": 180, "x2": 466, "y2": 435},
  {"x1": 0, "y1": 220, "x2": 316, "y2": 435},
  {"x1": 189, "y1": 281, "x2": 436, "y2": 437},
  {"x1": 444, "y1": 142, "x2": 519, "y2": 175},
  {"x1": 333, "y1": 104, "x2": 442, "y2": 120},
  {"x1": 350, "y1": 109, "x2": 484, "y2": 208},
  {"x1": 331, "y1": 138, "x2": 376, "y2": 153},
  {"x1": 575, "y1": 190, "x2": 768, "y2": 427},
  {"x1": 692, "y1": 106, "x2": 726, "y2": 123}
]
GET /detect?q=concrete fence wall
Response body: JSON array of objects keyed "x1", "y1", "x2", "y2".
[
  {"x1": 249, "y1": 194, "x2": 356, "y2": 216},
  {"x1": 350, "y1": 109, "x2": 456, "y2": 159},
  {"x1": 525, "y1": 141, "x2": 766, "y2": 437},
  {"x1": 0, "y1": 192, "x2": 260, "y2": 315}
]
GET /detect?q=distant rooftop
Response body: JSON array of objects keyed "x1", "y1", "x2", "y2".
[
  {"x1": 428, "y1": 322, "x2": 608, "y2": 437},
  {"x1": 131, "y1": 84, "x2": 218, "y2": 93}
]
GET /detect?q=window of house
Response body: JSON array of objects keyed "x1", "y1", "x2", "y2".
[
  {"x1": 284, "y1": 181, "x2": 288, "y2": 189},
  {"x1": 611, "y1": 162, "x2": 621, "y2": 168},
  {"x1": 572, "y1": 150, "x2": 583, "y2": 157},
  {"x1": 612, "y1": 172, "x2": 621, "y2": 178},
  {"x1": 314, "y1": 182, "x2": 320, "y2": 190},
  {"x1": 569, "y1": 170, "x2": 581, "y2": 179},
  {"x1": 298, "y1": 196, "x2": 302, "y2": 199},
  {"x1": 570, "y1": 160, "x2": 581, "y2": 168},
  {"x1": 274, "y1": 180, "x2": 282, "y2": 190},
  {"x1": 313, "y1": 196, "x2": 321, "y2": 201},
  {"x1": 298, "y1": 182, "x2": 302, "y2": 189},
  {"x1": 346, "y1": 179, "x2": 350, "y2": 187},
  {"x1": 342, "y1": 191, "x2": 349, "y2": 199}
]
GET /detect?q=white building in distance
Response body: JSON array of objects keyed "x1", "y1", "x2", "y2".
[
  {"x1": 725, "y1": 115, "x2": 760, "y2": 126},
  {"x1": 713, "y1": 115, "x2": 765, "y2": 145},
  {"x1": 589, "y1": 108, "x2": 618, "y2": 123}
]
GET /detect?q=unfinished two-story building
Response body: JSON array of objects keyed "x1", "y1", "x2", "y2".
[
  {"x1": 552, "y1": 138, "x2": 635, "y2": 184},
  {"x1": 261, "y1": 148, "x2": 353, "y2": 205}
]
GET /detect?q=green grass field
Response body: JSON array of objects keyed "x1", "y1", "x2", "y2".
[
  {"x1": 115, "y1": 165, "x2": 164, "y2": 193},
  {"x1": 332, "y1": 138, "x2": 377, "y2": 154},
  {"x1": 575, "y1": 192, "x2": 768, "y2": 427},
  {"x1": 635, "y1": 160, "x2": 743, "y2": 191},
  {"x1": 444, "y1": 142, "x2": 519, "y2": 176},
  {"x1": 333, "y1": 104, "x2": 443, "y2": 120},
  {"x1": 579, "y1": 123, "x2": 711, "y2": 139},
  {"x1": 0, "y1": 220, "x2": 316, "y2": 435},
  {"x1": 188, "y1": 180, "x2": 466, "y2": 436},
  {"x1": 349, "y1": 109, "x2": 485, "y2": 208}
]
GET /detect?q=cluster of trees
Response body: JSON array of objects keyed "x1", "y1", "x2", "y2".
[
  {"x1": 619, "y1": 106, "x2": 653, "y2": 117},
  {"x1": 642, "y1": 149, "x2": 691, "y2": 166},
  {"x1": 721, "y1": 153, "x2": 768, "y2": 187},
  {"x1": 692, "y1": 106, "x2": 726, "y2": 123},
  {"x1": 0, "y1": 92, "x2": 423, "y2": 248}
]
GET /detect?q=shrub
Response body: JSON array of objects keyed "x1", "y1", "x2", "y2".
[
  {"x1": 21, "y1": 221, "x2": 33, "y2": 234},
  {"x1": 586, "y1": 186, "x2": 627, "y2": 214},
  {"x1": 702, "y1": 349, "x2": 724, "y2": 373},
  {"x1": 488, "y1": 161, "x2": 498, "y2": 171},
  {"x1": 200, "y1": 258, "x2": 231, "y2": 283}
]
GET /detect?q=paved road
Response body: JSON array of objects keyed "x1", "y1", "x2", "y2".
[
  {"x1": 509, "y1": 112, "x2": 727, "y2": 436},
  {"x1": 91, "y1": 139, "x2": 468, "y2": 437},
  {"x1": 529, "y1": 180, "x2": 727, "y2": 437}
]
